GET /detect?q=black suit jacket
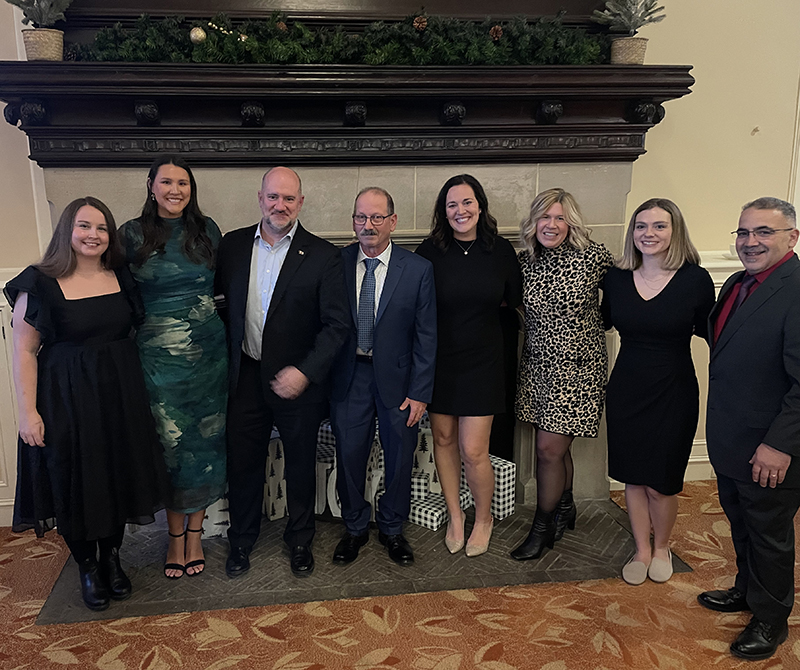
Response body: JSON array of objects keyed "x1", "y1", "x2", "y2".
[
  {"x1": 706, "y1": 255, "x2": 800, "y2": 485},
  {"x1": 330, "y1": 242, "x2": 437, "y2": 408},
  {"x1": 215, "y1": 222, "x2": 349, "y2": 405}
]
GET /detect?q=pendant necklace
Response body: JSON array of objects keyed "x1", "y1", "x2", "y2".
[{"x1": 454, "y1": 239, "x2": 476, "y2": 255}]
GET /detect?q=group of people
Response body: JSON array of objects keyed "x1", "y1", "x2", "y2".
[{"x1": 5, "y1": 156, "x2": 799, "y2": 662}]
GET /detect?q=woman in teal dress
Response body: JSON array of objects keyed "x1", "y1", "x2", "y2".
[{"x1": 120, "y1": 155, "x2": 227, "y2": 579}]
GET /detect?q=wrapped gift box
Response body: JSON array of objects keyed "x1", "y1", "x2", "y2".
[
  {"x1": 408, "y1": 488, "x2": 474, "y2": 531},
  {"x1": 411, "y1": 471, "x2": 430, "y2": 501}
]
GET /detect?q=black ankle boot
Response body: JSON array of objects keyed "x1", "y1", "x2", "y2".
[
  {"x1": 100, "y1": 546, "x2": 132, "y2": 601},
  {"x1": 510, "y1": 509, "x2": 556, "y2": 561},
  {"x1": 78, "y1": 557, "x2": 110, "y2": 611},
  {"x1": 554, "y1": 490, "x2": 577, "y2": 542}
]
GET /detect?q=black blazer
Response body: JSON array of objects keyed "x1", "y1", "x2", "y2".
[
  {"x1": 330, "y1": 242, "x2": 437, "y2": 408},
  {"x1": 706, "y1": 255, "x2": 800, "y2": 485},
  {"x1": 215, "y1": 222, "x2": 349, "y2": 405}
]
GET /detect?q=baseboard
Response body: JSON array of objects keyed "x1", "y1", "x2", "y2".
[
  {"x1": 608, "y1": 440, "x2": 712, "y2": 491},
  {"x1": 0, "y1": 499, "x2": 13, "y2": 527}
]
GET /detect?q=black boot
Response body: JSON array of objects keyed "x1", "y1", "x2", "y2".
[
  {"x1": 78, "y1": 557, "x2": 110, "y2": 611},
  {"x1": 510, "y1": 509, "x2": 556, "y2": 561},
  {"x1": 100, "y1": 546, "x2": 132, "y2": 601},
  {"x1": 554, "y1": 490, "x2": 577, "y2": 542}
]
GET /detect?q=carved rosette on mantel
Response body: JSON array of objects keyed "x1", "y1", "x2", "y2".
[{"x1": 0, "y1": 63, "x2": 692, "y2": 168}]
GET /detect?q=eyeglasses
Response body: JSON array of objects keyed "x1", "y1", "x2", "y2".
[
  {"x1": 353, "y1": 214, "x2": 392, "y2": 225},
  {"x1": 731, "y1": 227, "x2": 795, "y2": 240}
]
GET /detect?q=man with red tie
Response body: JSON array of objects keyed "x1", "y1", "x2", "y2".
[{"x1": 699, "y1": 197, "x2": 800, "y2": 660}]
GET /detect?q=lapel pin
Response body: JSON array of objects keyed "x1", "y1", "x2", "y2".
[{"x1": 298, "y1": 250, "x2": 305, "y2": 255}]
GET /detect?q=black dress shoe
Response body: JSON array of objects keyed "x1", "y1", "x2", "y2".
[
  {"x1": 225, "y1": 546, "x2": 251, "y2": 578},
  {"x1": 333, "y1": 532, "x2": 369, "y2": 565},
  {"x1": 99, "y1": 547, "x2": 132, "y2": 601},
  {"x1": 730, "y1": 617, "x2": 788, "y2": 660},
  {"x1": 697, "y1": 587, "x2": 750, "y2": 613},
  {"x1": 378, "y1": 532, "x2": 414, "y2": 566},
  {"x1": 290, "y1": 545, "x2": 315, "y2": 577},
  {"x1": 78, "y1": 557, "x2": 110, "y2": 611}
]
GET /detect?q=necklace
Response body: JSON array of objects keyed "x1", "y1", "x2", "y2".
[
  {"x1": 636, "y1": 268, "x2": 674, "y2": 288},
  {"x1": 453, "y1": 239, "x2": 476, "y2": 255}
]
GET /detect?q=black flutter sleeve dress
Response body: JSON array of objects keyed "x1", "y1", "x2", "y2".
[{"x1": 4, "y1": 266, "x2": 169, "y2": 541}]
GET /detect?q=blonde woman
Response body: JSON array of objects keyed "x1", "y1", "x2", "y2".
[
  {"x1": 511, "y1": 188, "x2": 613, "y2": 560},
  {"x1": 602, "y1": 199, "x2": 714, "y2": 584}
]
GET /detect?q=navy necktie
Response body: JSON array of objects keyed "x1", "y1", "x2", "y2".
[{"x1": 357, "y1": 258, "x2": 380, "y2": 353}]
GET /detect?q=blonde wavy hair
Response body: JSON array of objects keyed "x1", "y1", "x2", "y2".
[
  {"x1": 520, "y1": 188, "x2": 592, "y2": 260},
  {"x1": 617, "y1": 198, "x2": 700, "y2": 271}
]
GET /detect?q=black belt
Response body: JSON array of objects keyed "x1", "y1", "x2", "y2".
[{"x1": 355, "y1": 354, "x2": 373, "y2": 363}]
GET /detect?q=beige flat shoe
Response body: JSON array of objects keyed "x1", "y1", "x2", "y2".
[
  {"x1": 621, "y1": 555, "x2": 649, "y2": 585},
  {"x1": 648, "y1": 550, "x2": 673, "y2": 583},
  {"x1": 465, "y1": 518, "x2": 494, "y2": 557},
  {"x1": 444, "y1": 510, "x2": 466, "y2": 554}
]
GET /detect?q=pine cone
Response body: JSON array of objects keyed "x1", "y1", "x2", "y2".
[
  {"x1": 489, "y1": 25, "x2": 503, "y2": 41},
  {"x1": 276, "y1": 21, "x2": 288, "y2": 32},
  {"x1": 413, "y1": 15, "x2": 428, "y2": 32}
]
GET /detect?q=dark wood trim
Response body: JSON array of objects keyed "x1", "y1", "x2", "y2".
[{"x1": 0, "y1": 63, "x2": 693, "y2": 168}]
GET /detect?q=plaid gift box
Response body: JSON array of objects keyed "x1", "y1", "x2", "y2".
[
  {"x1": 411, "y1": 471, "x2": 429, "y2": 501},
  {"x1": 409, "y1": 492, "x2": 448, "y2": 530},
  {"x1": 316, "y1": 420, "x2": 336, "y2": 464},
  {"x1": 457, "y1": 454, "x2": 516, "y2": 520},
  {"x1": 408, "y1": 489, "x2": 474, "y2": 530},
  {"x1": 488, "y1": 455, "x2": 516, "y2": 520}
]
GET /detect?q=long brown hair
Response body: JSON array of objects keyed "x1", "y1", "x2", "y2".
[
  {"x1": 134, "y1": 154, "x2": 214, "y2": 268},
  {"x1": 618, "y1": 198, "x2": 700, "y2": 270},
  {"x1": 430, "y1": 174, "x2": 498, "y2": 252},
  {"x1": 37, "y1": 197, "x2": 124, "y2": 278}
]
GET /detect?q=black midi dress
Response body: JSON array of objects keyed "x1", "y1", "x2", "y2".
[
  {"x1": 416, "y1": 236, "x2": 522, "y2": 416},
  {"x1": 602, "y1": 263, "x2": 716, "y2": 495},
  {"x1": 4, "y1": 266, "x2": 169, "y2": 541}
]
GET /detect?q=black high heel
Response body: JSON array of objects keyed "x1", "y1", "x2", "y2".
[
  {"x1": 78, "y1": 557, "x2": 110, "y2": 611},
  {"x1": 164, "y1": 531, "x2": 185, "y2": 579},
  {"x1": 99, "y1": 546, "x2": 132, "y2": 600},
  {"x1": 510, "y1": 509, "x2": 556, "y2": 561},
  {"x1": 554, "y1": 490, "x2": 577, "y2": 541},
  {"x1": 184, "y1": 527, "x2": 205, "y2": 576}
]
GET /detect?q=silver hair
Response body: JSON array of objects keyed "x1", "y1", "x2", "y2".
[{"x1": 742, "y1": 197, "x2": 796, "y2": 226}]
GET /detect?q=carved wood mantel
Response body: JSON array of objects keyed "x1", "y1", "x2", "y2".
[{"x1": 0, "y1": 63, "x2": 693, "y2": 168}]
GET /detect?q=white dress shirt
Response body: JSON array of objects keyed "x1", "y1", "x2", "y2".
[
  {"x1": 243, "y1": 222, "x2": 298, "y2": 360},
  {"x1": 355, "y1": 242, "x2": 392, "y2": 356}
]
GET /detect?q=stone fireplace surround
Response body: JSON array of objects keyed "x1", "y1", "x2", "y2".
[{"x1": 0, "y1": 0, "x2": 694, "y2": 505}]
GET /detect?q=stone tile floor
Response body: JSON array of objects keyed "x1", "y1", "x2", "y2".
[{"x1": 36, "y1": 500, "x2": 689, "y2": 625}]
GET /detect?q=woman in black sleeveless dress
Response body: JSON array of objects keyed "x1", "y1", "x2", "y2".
[
  {"x1": 602, "y1": 199, "x2": 715, "y2": 584},
  {"x1": 5, "y1": 197, "x2": 168, "y2": 611}
]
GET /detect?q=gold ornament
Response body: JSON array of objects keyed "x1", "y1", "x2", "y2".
[
  {"x1": 239, "y1": 33, "x2": 248, "y2": 42},
  {"x1": 276, "y1": 21, "x2": 288, "y2": 32},
  {"x1": 190, "y1": 26, "x2": 207, "y2": 44},
  {"x1": 489, "y1": 25, "x2": 503, "y2": 41},
  {"x1": 413, "y1": 15, "x2": 428, "y2": 32}
]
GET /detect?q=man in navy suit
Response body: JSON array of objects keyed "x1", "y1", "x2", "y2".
[
  {"x1": 215, "y1": 167, "x2": 349, "y2": 578},
  {"x1": 699, "y1": 197, "x2": 800, "y2": 660},
  {"x1": 329, "y1": 187, "x2": 436, "y2": 566}
]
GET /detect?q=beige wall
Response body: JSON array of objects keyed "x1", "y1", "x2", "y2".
[
  {"x1": 0, "y1": 3, "x2": 40, "y2": 269},
  {"x1": 629, "y1": 0, "x2": 800, "y2": 250}
]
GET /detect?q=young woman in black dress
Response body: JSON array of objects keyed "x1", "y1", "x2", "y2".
[
  {"x1": 416, "y1": 175, "x2": 522, "y2": 557},
  {"x1": 602, "y1": 199, "x2": 715, "y2": 584},
  {"x1": 6, "y1": 198, "x2": 168, "y2": 611}
]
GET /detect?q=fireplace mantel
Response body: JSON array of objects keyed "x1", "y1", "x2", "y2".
[{"x1": 0, "y1": 62, "x2": 693, "y2": 167}]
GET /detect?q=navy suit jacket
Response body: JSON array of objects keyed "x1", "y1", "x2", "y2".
[
  {"x1": 330, "y1": 242, "x2": 437, "y2": 409},
  {"x1": 215, "y1": 222, "x2": 349, "y2": 405},
  {"x1": 706, "y1": 254, "x2": 800, "y2": 485}
]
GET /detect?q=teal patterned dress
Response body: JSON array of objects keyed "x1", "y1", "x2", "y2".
[{"x1": 120, "y1": 216, "x2": 228, "y2": 513}]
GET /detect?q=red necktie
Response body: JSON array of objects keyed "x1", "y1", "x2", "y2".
[{"x1": 727, "y1": 273, "x2": 757, "y2": 323}]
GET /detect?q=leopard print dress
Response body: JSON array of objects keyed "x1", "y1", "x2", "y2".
[{"x1": 515, "y1": 241, "x2": 614, "y2": 437}]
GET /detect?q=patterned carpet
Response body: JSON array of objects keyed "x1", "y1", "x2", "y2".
[{"x1": 0, "y1": 480, "x2": 798, "y2": 669}]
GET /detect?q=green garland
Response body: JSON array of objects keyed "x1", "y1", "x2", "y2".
[{"x1": 65, "y1": 12, "x2": 611, "y2": 66}]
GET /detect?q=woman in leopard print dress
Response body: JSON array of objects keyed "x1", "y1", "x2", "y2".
[{"x1": 510, "y1": 188, "x2": 613, "y2": 561}]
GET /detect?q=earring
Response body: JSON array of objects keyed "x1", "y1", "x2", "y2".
[{"x1": 150, "y1": 193, "x2": 156, "y2": 201}]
